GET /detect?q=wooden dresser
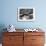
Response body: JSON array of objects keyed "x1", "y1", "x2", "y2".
[{"x1": 2, "y1": 32, "x2": 45, "y2": 46}]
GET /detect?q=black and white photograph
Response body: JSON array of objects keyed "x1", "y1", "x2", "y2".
[{"x1": 18, "y1": 7, "x2": 35, "y2": 21}]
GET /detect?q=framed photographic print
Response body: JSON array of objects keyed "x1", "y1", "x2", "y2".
[{"x1": 17, "y1": 7, "x2": 35, "y2": 21}]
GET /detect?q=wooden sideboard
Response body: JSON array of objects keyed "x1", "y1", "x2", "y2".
[{"x1": 2, "y1": 32, "x2": 45, "y2": 46}]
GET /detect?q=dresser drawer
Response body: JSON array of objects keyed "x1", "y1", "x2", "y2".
[
  {"x1": 32, "y1": 36, "x2": 45, "y2": 44},
  {"x1": 3, "y1": 42, "x2": 23, "y2": 46},
  {"x1": 3, "y1": 35, "x2": 23, "y2": 44},
  {"x1": 32, "y1": 44, "x2": 44, "y2": 46},
  {"x1": 24, "y1": 32, "x2": 44, "y2": 36},
  {"x1": 3, "y1": 32, "x2": 23, "y2": 36}
]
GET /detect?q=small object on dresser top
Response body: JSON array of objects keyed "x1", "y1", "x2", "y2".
[
  {"x1": 7, "y1": 24, "x2": 16, "y2": 32},
  {"x1": 24, "y1": 28, "x2": 39, "y2": 32}
]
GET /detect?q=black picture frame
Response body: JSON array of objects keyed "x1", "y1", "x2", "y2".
[{"x1": 17, "y1": 7, "x2": 35, "y2": 21}]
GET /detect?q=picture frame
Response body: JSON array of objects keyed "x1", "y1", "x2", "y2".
[{"x1": 17, "y1": 7, "x2": 35, "y2": 21}]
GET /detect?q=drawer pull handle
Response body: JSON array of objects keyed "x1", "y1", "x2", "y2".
[
  {"x1": 32, "y1": 39, "x2": 36, "y2": 40},
  {"x1": 9, "y1": 38, "x2": 12, "y2": 40},
  {"x1": 9, "y1": 38, "x2": 13, "y2": 40}
]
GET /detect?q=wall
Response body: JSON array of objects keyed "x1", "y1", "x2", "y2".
[
  {"x1": 0, "y1": 0, "x2": 46, "y2": 44},
  {"x1": 0, "y1": 0, "x2": 46, "y2": 30}
]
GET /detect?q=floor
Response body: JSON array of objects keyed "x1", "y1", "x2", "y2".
[{"x1": 0, "y1": 44, "x2": 2, "y2": 46}]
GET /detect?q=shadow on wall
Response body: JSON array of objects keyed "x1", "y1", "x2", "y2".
[{"x1": 0, "y1": 24, "x2": 7, "y2": 43}]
